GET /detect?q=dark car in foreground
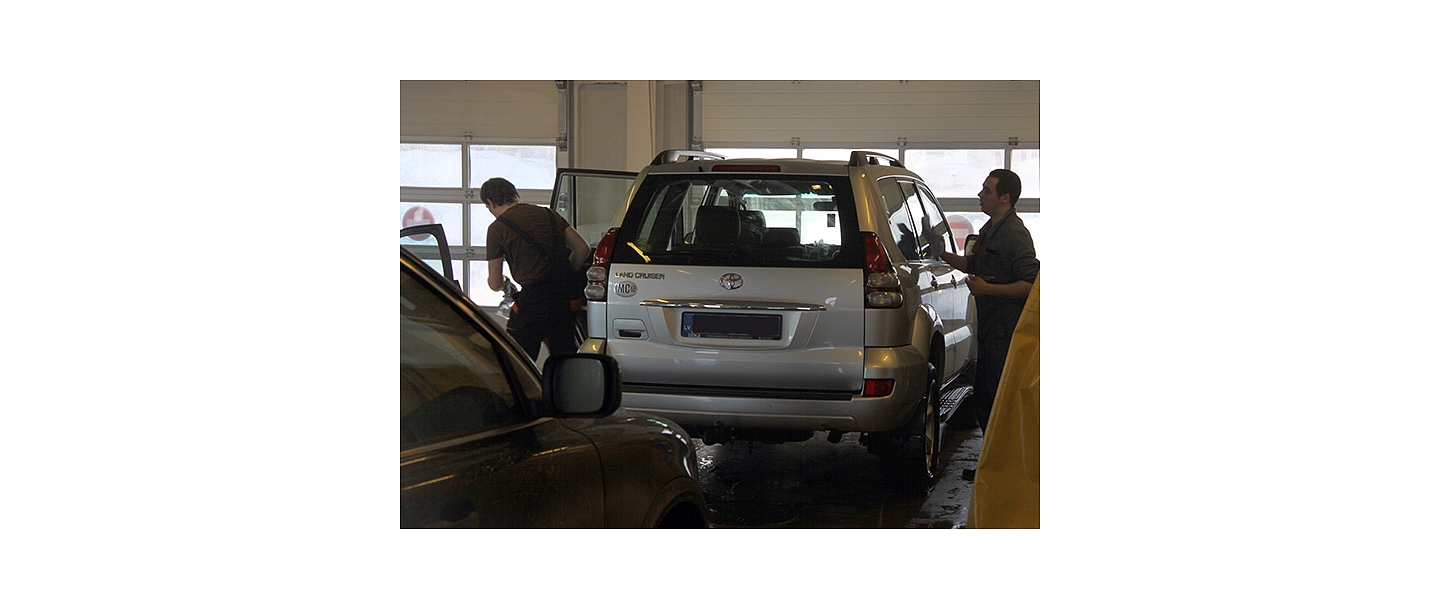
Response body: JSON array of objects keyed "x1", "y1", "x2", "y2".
[{"x1": 400, "y1": 245, "x2": 707, "y2": 527}]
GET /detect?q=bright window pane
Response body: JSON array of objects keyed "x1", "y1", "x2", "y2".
[
  {"x1": 469, "y1": 145, "x2": 556, "y2": 190},
  {"x1": 1012, "y1": 149, "x2": 1041, "y2": 198},
  {"x1": 400, "y1": 144, "x2": 462, "y2": 187},
  {"x1": 707, "y1": 148, "x2": 798, "y2": 159},
  {"x1": 469, "y1": 202, "x2": 498, "y2": 248},
  {"x1": 1020, "y1": 213, "x2": 1041, "y2": 259},
  {"x1": 467, "y1": 260, "x2": 508, "y2": 310},
  {"x1": 904, "y1": 150, "x2": 1005, "y2": 198},
  {"x1": 950, "y1": 212, "x2": 1042, "y2": 259},
  {"x1": 805, "y1": 149, "x2": 898, "y2": 162},
  {"x1": 949, "y1": 212, "x2": 987, "y2": 237},
  {"x1": 399, "y1": 203, "x2": 463, "y2": 246}
]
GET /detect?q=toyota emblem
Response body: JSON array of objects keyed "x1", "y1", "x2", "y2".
[{"x1": 719, "y1": 273, "x2": 743, "y2": 290}]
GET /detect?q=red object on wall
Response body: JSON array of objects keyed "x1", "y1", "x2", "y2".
[
  {"x1": 403, "y1": 206, "x2": 435, "y2": 240},
  {"x1": 946, "y1": 213, "x2": 975, "y2": 238}
]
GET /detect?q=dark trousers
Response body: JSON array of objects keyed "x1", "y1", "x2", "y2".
[
  {"x1": 506, "y1": 290, "x2": 580, "y2": 361},
  {"x1": 972, "y1": 337, "x2": 1012, "y2": 432}
]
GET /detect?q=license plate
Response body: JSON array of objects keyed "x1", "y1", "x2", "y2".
[{"x1": 681, "y1": 312, "x2": 781, "y2": 340}]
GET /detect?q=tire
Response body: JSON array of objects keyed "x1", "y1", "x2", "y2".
[
  {"x1": 919, "y1": 363, "x2": 943, "y2": 484},
  {"x1": 879, "y1": 363, "x2": 943, "y2": 494}
]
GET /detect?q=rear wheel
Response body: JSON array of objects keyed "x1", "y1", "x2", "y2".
[
  {"x1": 923, "y1": 368, "x2": 942, "y2": 477},
  {"x1": 879, "y1": 363, "x2": 943, "y2": 493}
]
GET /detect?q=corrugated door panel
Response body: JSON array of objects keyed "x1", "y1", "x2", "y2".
[
  {"x1": 701, "y1": 80, "x2": 1039, "y2": 146},
  {"x1": 400, "y1": 80, "x2": 558, "y2": 141}
]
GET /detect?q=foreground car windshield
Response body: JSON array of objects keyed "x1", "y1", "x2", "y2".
[{"x1": 613, "y1": 175, "x2": 862, "y2": 268}]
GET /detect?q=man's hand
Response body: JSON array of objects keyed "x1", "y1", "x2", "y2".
[
  {"x1": 966, "y1": 275, "x2": 1033, "y2": 299},
  {"x1": 964, "y1": 274, "x2": 994, "y2": 295}
]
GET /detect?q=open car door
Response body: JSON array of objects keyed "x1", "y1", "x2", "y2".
[
  {"x1": 400, "y1": 223, "x2": 459, "y2": 287},
  {"x1": 550, "y1": 169, "x2": 637, "y2": 247},
  {"x1": 549, "y1": 169, "x2": 635, "y2": 347}
]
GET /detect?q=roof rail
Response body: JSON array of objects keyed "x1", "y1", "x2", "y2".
[
  {"x1": 651, "y1": 149, "x2": 727, "y2": 165},
  {"x1": 848, "y1": 150, "x2": 904, "y2": 168}
]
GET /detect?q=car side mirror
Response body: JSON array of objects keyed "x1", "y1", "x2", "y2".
[{"x1": 541, "y1": 353, "x2": 623, "y2": 418}]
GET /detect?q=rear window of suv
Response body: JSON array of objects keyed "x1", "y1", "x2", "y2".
[{"x1": 612, "y1": 174, "x2": 863, "y2": 268}]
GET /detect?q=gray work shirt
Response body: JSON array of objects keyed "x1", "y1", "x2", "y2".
[{"x1": 969, "y1": 209, "x2": 1040, "y2": 343}]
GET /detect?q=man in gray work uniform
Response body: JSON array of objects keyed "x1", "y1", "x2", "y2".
[{"x1": 940, "y1": 169, "x2": 1040, "y2": 437}]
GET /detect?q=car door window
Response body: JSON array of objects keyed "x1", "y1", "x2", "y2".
[
  {"x1": 878, "y1": 178, "x2": 922, "y2": 261},
  {"x1": 913, "y1": 182, "x2": 956, "y2": 258},
  {"x1": 400, "y1": 223, "x2": 456, "y2": 281},
  {"x1": 898, "y1": 181, "x2": 941, "y2": 260},
  {"x1": 400, "y1": 267, "x2": 522, "y2": 446},
  {"x1": 551, "y1": 170, "x2": 637, "y2": 246}
]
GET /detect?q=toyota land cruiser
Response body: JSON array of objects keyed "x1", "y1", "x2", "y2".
[{"x1": 579, "y1": 150, "x2": 976, "y2": 488}]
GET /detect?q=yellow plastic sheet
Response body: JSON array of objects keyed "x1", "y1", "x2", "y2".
[{"x1": 968, "y1": 273, "x2": 1040, "y2": 528}]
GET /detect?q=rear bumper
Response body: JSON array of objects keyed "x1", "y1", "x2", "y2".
[{"x1": 583, "y1": 339, "x2": 928, "y2": 433}]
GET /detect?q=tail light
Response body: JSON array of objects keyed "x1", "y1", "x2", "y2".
[
  {"x1": 584, "y1": 228, "x2": 618, "y2": 301},
  {"x1": 861, "y1": 232, "x2": 902, "y2": 308}
]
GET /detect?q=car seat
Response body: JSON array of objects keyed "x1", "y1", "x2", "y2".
[{"x1": 693, "y1": 206, "x2": 741, "y2": 245}]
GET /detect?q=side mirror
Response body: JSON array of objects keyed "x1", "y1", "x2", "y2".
[{"x1": 540, "y1": 353, "x2": 623, "y2": 418}]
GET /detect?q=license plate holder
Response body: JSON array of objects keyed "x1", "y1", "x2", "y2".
[{"x1": 681, "y1": 312, "x2": 781, "y2": 340}]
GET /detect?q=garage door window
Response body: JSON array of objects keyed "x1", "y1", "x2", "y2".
[
  {"x1": 903, "y1": 150, "x2": 1006, "y2": 199},
  {"x1": 804, "y1": 149, "x2": 899, "y2": 162},
  {"x1": 904, "y1": 148, "x2": 1040, "y2": 257},
  {"x1": 400, "y1": 142, "x2": 557, "y2": 306},
  {"x1": 399, "y1": 202, "x2": 463, "y2": 244},
  {"x1": 1010, "y1": 149, "x2": 1041, "y2": 198},
  {"x1": 706, "y1": 148, "x2": 798, "y2": 159},
  {"x1": 401, "y1": 144, "x2": 463, "y2": 187},
  {"x1": 468, "y1": 145, "x2": 557, "y2": 190}
]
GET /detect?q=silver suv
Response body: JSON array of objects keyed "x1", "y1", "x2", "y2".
[{"x1": 579, "y1": 150, "x2": 976, "y2": 488}]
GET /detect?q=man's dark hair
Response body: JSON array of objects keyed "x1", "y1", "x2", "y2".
[
  {"x1": 479, "y1": 177, "x2": 520, "y2": 205},
  {"x1": 989, "y1": 169, "x2": 1022, "y2": 206}
]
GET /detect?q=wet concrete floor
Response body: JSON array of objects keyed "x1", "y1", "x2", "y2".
[{"x1": 696, "y1": 386, "x2": 984, "y2": 528}]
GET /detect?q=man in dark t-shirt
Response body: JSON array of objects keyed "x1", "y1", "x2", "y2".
[
  {"x1": 481, "y1": 177, "x2": 592, "y2": 361},
  {"x1": 940, "y1": 169, "x2": 1040, "y2": 435}
]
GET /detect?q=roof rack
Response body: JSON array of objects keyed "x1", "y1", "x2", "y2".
[
  {"x1": 651, "y1": 149, "x2": 727, "y2": 165},
  {"x1": 848, "y1": 150, "x2": 904, "y2": 169}
]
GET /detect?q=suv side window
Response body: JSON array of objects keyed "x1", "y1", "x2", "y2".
[
  {"x1": 879, "y1": 177, "x2": 922, "y2": 261},
  {"x1": 400, "y1": 267, "x2": 523, "y2": 446},
  {"x1": 912, "y1": 182, "x2": 956, "y2": 257}
]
